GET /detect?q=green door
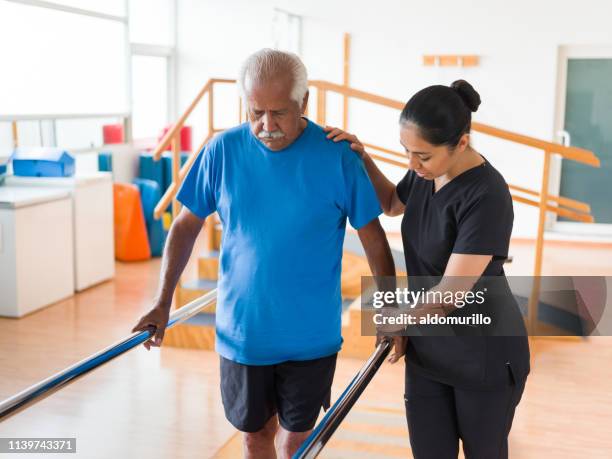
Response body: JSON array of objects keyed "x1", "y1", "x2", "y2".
[{"x1": 560, "y1": 58, "x2": 612, "y2": 223}]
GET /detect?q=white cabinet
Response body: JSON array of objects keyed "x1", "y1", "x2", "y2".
[
  {"x1": 0, "y1": 188, "x2": 74, "y2": 317},
  {"x1": 5, "y1": 173, "x2": 114, "y2": 291}
]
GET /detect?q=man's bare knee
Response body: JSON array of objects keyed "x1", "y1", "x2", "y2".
[
  {"x1": 276, "y1": 426, "x2": 312, "y2": 459},
  {"x1": 243, "y1": 416, "x2": 278, "y2": 459}
]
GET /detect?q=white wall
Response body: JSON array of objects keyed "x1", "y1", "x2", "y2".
[{"x1": 176, "y1": 0, "x2": 612, "y2": 237}]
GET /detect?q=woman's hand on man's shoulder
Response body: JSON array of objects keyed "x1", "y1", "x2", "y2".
[{"x1": 324, "y1": 126, "x2": 366, "y2": 159}]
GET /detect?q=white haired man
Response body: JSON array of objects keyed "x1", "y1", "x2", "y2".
[{"x1": 132, "y1": 49, "x2": 405, "y2": 458}]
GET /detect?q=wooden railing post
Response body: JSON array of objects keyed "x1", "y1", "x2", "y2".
[
  {"x1": 206, "y1": 82, "x2": 217, "y2": 252},
  {"x1": 343, "y1": 33, "x2": 351, "y2": 130},
  {"x1": 208, "y1": 82, "x2": 215, "y2": 135},
  {"x1": 11, "y1": 121, "x2": 18, "y2": 149},
  {"x1": 171, "y1": 132, "x2": 182, "y2": 309},
  {"x1": 171, "y1": 134, "x2": 181, "y2": 220},
  {"x1": 316, "y1": 88, "x2": 327, "y2": 126},
  {"x1": 527, "y1": 151, "x2": 552, "y2": 334}
]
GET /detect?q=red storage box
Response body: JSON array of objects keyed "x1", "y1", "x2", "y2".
[
  {"x1": 158, "y1": 125, "x2": 192, "y2": 152},
  {"x1": 103, "y1": 124, "x2": 124, "y2": 144}
]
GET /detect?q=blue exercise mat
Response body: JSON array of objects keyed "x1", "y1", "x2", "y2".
[
  {"x1": 138, "y1": 152, "x2": 165, "y2": 193},
  {"x1": 133, "y1": 178, "x2": 167, "y2": 257}
]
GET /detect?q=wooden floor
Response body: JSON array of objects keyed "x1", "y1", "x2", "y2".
[{"x1": 1, "y1": 236, "x2": 612, "y2": 458}]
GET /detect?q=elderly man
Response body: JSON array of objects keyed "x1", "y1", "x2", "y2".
[{"x1": 132, "y1": 49, "x2": 402, "y2": 459}]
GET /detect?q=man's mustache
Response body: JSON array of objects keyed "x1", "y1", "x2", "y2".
[{"x1": 258, "y1": 130, "x2": 285, "y2": 139}]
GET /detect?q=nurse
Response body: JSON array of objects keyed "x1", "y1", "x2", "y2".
[{"x1": 325, "y1": 80, "x2": 530, "y2": 459}]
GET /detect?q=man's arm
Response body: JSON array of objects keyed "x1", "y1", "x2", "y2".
[
  {"x1": 357, "y1": 218, "x2": 395, "y2": 279},
  {"x1": 131, "y1": 207, "x2": 205, "y2": 349},
  {"x1": 356, "y1": 218, "x2": 406, "y2": 363}
]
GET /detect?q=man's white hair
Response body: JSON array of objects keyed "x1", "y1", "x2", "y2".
[{"x1": 238, "y1": 48, "x2": 308, "y2": 105}]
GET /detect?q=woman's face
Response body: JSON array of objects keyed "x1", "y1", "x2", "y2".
[{"x1": 399, "y1": 122, "x2": 468, "y2": 180}]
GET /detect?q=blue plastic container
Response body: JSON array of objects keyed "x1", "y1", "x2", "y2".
[
  {"x1": 138, "y1": 152, "x2": 165, "y2": 193},
  {"x1": 98, "y1": 152, "x2": 113, "y2": 172},
  {"x1": 133, "y1": 178, "x2": 166, "y2": 257},
  {"x1": 161, "y1": 151, "x2": 190, "y2": 192},
  {"x1": 12, "y1": 147, "x2": 75, "y2": 177}
]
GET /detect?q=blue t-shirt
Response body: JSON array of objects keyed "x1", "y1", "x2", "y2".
[{"x1": 177, "y1": 119, "x2": 382, "y2": 365}]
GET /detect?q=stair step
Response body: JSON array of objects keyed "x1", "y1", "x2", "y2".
[
  {"x1": 184, "y1": 311, "x2": 215, "y2": 326},
  {"x1": 198, "y1": 250, "x2": 220, "y2": 280},
  {"x1": 177, "y1": 278, "x2": 217, "y2": 311},
  {"x1": 181, "y1": 278, "x2": 217, "y2": 291}
]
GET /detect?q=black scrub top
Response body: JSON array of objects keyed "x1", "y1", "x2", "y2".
[{"x1": 396, "y1": 157, "x2": 530, "y2": 389}]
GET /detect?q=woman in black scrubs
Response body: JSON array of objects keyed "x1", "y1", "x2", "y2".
[{"x1": 325, "y1": 80, "x2": 530, "y2": 458}]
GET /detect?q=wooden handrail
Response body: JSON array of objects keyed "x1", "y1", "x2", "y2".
[
  {"x1": 362, "y1": 142, "x2": 406, "y2": 160},
  {"x1": 364, "y1": 142, "x2": 591, "y2": 214},
  {"x1": 508, "y1": 184, "x2": 590, "y2": 214},
  {"x1": 368, "y1": 151, "x2": 593, "y2": 222},
  {"x1": 153, "y1": 132, "x2": 215, "y2": 219},
  {"x1": 511, "y1": 194, "x2": 593, "y2": 223},
  {"x1": 153, "y1": 77, "x2": 599, "y2": 226},
  {"x1": 153, "y1": 80, "x2": 211, "y2": 160},
  {"x1": 310, "y1": 80, "x2": 404, "y2": 110},
  {"x1": 152, "y1": 79, "x2": 236, "y2": 160},
  {"x1": 309, "y1": 80, "x2": 600, "y2": 167}
]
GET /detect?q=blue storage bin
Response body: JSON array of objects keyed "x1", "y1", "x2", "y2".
[
  {"x1": 12, "y1": 147, "x2": 75, "y2": 177},
  {"x1": 138, "y1": 152, "x2": 165, "y2": 193},
  {"x1": 98, "y1": 152, "x2": 113, "y2": 172},
  {"x1": 0, "y1": 164, "x2": 6, "y2": 186},
  {"x1": 133, "y1": 178, "x2": 166, "y2": 257},
  {"x1": 162, "y1": 151, "x2": 190, "y2": 192}
]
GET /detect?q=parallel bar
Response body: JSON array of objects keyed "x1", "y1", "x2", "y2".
[
  {"x1": 0, "y1": 290, "x2": 217, "y2": 422},
  {"x1": 293, "y1": 339, "x2": 392, "y2": 459}
]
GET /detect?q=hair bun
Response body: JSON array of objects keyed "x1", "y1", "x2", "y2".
[{"x1": 450, "y1": 79, "x2": 481, "y2": 113}]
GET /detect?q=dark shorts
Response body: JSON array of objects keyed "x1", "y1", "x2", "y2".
[{"x1": 220, "y1": 353, "x2": 337, "y2": 433}]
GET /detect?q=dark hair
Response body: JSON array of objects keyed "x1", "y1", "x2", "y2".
[{"x1": 399, "y1": 79, "x2": 481, "y2": 147}]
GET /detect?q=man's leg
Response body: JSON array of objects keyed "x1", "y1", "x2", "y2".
[
  {"x1": 219, "y1": 356, "x2": 277, "y2": 459},
  {"x1": 243, "y1": 415, "x2": 279, "y2": 459},
  {"x1": 275, "y1": 426, "x2": 311, "y2": 459},
  {"x1": 274, "y1": 353, "x2": 338, "y2": 459}
]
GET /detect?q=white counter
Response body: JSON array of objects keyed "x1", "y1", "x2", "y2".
[
  {"x1": 0, "y1": 187, "x2": 74, "y2": 317},
  {"x1": 5, "y1": 172, "x2": 115, "y2": 291}
]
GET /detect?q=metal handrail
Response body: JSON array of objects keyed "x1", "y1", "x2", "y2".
[
  {"x1": 293, "y1": 339, "x2": 392, "y2": 459},
  {"x1": 0, "y1": 290, "x2": 217, "y2": 422}
]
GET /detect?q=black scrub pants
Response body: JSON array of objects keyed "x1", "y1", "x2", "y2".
[{"x1": 404, "y1": 368, "x2": 526, "y2": 459}]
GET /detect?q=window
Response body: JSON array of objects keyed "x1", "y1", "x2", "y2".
[
  {"x1": 131, "y1": 55, "x2": 169, "y2": 140},
  {"x1": 0, "y1": 1, "x2": 128, "y2": 115}
]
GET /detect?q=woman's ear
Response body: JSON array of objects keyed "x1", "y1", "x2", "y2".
[{"x1": 456, "y1": 133, "x2": 470, "y2": 153}]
